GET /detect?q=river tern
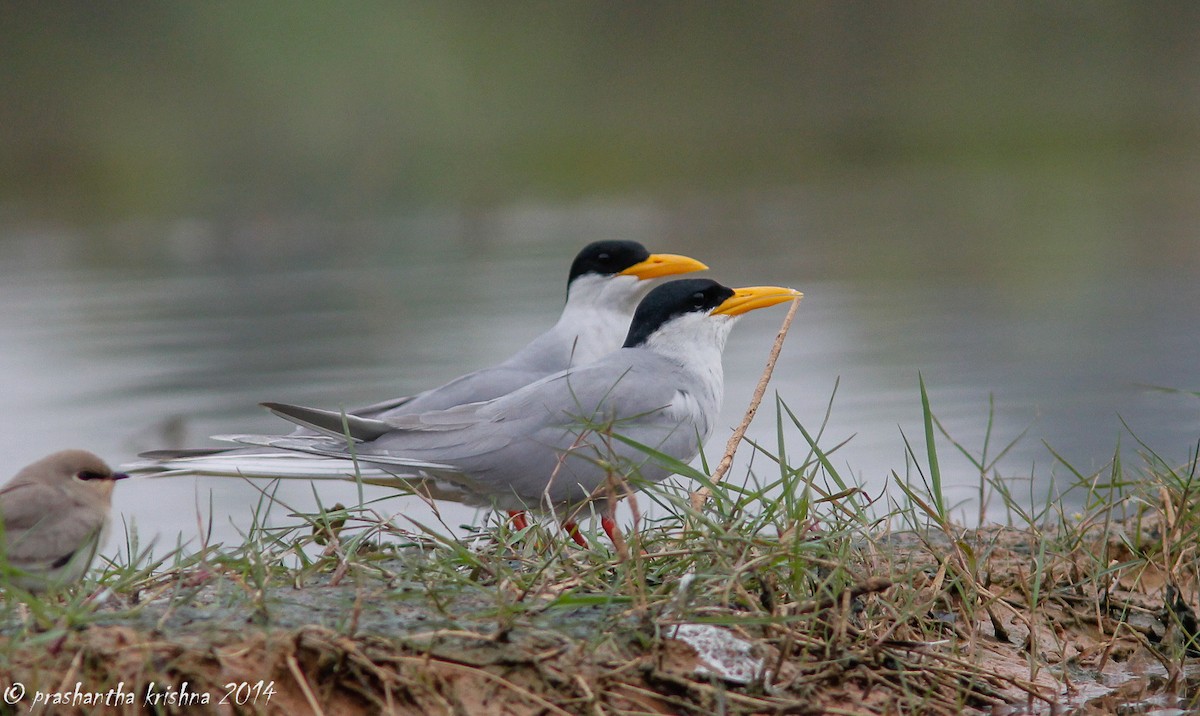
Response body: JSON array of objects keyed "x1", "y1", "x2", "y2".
[
  {"x1": 355, "y1": 240, "x2": 708, "y2": 417},
  {"x1": 129, "y1": 279, "x2": 801, "y2": 544},
  {"x1": 139, "y1": 240, "x2": 705, "y2": 532}
]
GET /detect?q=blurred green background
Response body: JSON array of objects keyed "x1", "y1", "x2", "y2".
[{"x1": 3, "y1": 2, "x2": 1197, "y2": 277}]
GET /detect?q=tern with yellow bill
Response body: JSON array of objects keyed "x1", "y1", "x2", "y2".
[
  {"x1": 354, "y1": 239, "x2": 708, "y2": 417},
  {"x1": 129, "y1": 279, "x2": 801, "y2": 545},
  {"x1": 136, "y1": 240, "x2": 706, "y2": 533}
]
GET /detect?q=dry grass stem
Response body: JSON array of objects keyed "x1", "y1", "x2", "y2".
[{"x1": 689, "y1": 295, "x2": 801, "y2": 511}]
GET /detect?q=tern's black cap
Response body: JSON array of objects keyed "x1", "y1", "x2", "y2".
[
  {"x1": 568, "y1": 241, "x2": 651, "y2": 285},
  {"x1": 623, "y1": 278, "x2": 735, "y2": 348}
]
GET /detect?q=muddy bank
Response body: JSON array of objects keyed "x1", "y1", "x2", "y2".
[{"x1": 1, "y1": 520, "x2": 1198, "y2": 715}]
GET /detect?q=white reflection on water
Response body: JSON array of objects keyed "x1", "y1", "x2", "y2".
[{"x1": 0, "y1": 236, "x2": 1197, "y2": 556}]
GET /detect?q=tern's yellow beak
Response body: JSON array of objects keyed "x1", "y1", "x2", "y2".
[
  {"x1": 619, "y1": 253, "x2": 708, "y2": 280},
  {"x1": 711, "y1": 286, "x2": 802, "y2": 316}
]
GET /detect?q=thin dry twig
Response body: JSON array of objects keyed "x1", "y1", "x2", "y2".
[
  {"x1": 690, "y1": 295, "x2": 802, "y2": 511},
  {"x1": 287, "y1": 653, "x2": 327, "y2": 716}
]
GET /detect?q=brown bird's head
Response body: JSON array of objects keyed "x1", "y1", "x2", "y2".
[{"x1": 13, "y1": 449, "x2": 129, "y2": 502}]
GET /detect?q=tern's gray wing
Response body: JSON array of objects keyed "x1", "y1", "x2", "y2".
[
  {"x1": 355, "y1": 351, "x2": 716, "y2": 508},
  {"x1": 261, "y1": 403, "x2": 392, "y2": 441},
  {"x1": 350, "y1": 394, "x2": 415, "y2": 418}
]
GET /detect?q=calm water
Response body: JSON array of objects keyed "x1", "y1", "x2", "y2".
[{"x1": 1, "y1": 188, "x2": 1198, "y2": 556}]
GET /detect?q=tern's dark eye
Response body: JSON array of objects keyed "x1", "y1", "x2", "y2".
[
  {"x1": 76, "y1": 470, "x2": 106, "y2": 481},
  {"x1": 597, "y1": 252, "x2": 610, "y2": 262},
  {"x1": 692, "y1": 291, "x2": 708, "y2": 308}
]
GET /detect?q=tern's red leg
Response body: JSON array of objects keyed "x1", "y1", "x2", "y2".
[
  {"x1": 506, "y1": 510, "x2": 529, "y2": 531},
  {"x1": 601, "y1": 516, "x2": 620, "y2": 544},
  {"x1": 562, "y1": 520, "x2": 589, "y2": 547}
]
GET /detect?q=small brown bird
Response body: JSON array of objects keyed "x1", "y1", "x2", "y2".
[{"x1": 0, "y1": 450, "x2": 128, "y2": 592}]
